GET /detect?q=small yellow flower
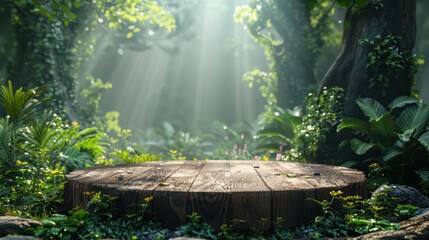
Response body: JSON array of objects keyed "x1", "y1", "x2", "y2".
[
  {"x1": 346, "y1": 214, "x2": 354, "y2": 219},
  {"x1": 193, "y1": 157, "x2": 198, "y2": 161},
  {"x1": 347, "y1": 201, "x2": 354, "y2": 206},
  {"x1": 329, "y1": 190, "x2": 343, "y2": 197},
  {"x1": 122, "y1": 129, "x2": 132, "y2": 135},
  {"x1": 340, "y1": 196, "x2": 350, "y2": 201},
  {"x1": 372, "y1": 205, "x2": 384, "y2": 211},
  {"x1": 263, "y1": 156, "x2": 269, "y2": 161},
  {"x1": 369, "y1": 163, "x2": 379, "y2": 168},
  {"x1": 16, "y1": 160, "x2": 28, "y2": 165},
  {"x1": 144, "y1": 196, "x2": 154, "y2": 202},
  {"x1": 38, "y1": 192, "x2": 43, "y2": 195},
  {"x1": 353, "y1": 195, "x2": 362, "y2": 200},
  {"x1": 72, "y1": 121, "x2": 79, "y2": 127}
]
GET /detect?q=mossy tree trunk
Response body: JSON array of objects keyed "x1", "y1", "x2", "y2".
[{"x1": 320, "y1": 0, "x2": 416, "y2": 117}]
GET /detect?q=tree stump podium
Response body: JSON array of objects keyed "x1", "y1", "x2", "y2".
[{"x1": 64, "y1": 160, "x2": 366, "y2": 230}]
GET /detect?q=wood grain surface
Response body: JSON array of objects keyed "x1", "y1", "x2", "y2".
[{"x1": 65, "y1": 160, "x2": 366, "y2": 230}]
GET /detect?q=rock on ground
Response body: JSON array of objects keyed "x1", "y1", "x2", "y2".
[
  {"x1": 0, "y1": 216, "x2": 41, "y2": 237},
  {"x1": 0, "y1": 236, "x2": 39, "y2": 240},
  {"x1": 350, "y1": 205, "x2": 429, "y2": 239},
  {"x1": 371, "y1": 184, "x2": 429, "y2": 208}
]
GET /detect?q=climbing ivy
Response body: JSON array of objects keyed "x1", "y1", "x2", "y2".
[
  {"x1": 3, "y1": 0, "x2": 176, "y2": 121},
  {"x1": 234, "y1": 0, "x2": 341, "y2": 109},
  {"x1": 359, "y1": 34, "x2": 423, "y2": 96}
]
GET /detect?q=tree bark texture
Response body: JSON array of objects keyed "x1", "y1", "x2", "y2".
[
  {"x1": 320, "y1": 0, "x2": 416, "y2": 117},
  {"x1": 272, "y1": 0, "x2": 320, "y2": 109}
]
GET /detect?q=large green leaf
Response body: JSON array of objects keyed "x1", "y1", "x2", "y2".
[
  {"x1": 0, "y1": 118, "x2": 12, "y2": 164},
  {"x1": 341, "y1": 160, "x2": 359, "y2": 168},
  {"x1": 337, "y1": 117, "x2": 369, "y2": 133},
  {"x1": 382, "y1": 147, "x2": 402, "y2": 162},
  {"x1": 356, "y1": 98, "x2": 387, "y2": 120},
  {"x1": 262, "y1": 107, "x2": 301, "y2": 131},
  {"x1": 388, "y1": 96, "x2": 419, "y2": 111},
  {"x1": 350, "y1": 138, "x2": 375, "y2": 155},
  {"x1": 283, "y1": 110, "x2": 302, "y2": 129},
  {"x1": 257, "y1": 128, "x2": 292, "y2": 142},
  {"x1": 369, "y1": 114, "x2": 397, "y2": 147},
  {"x1": 418, "y1": 131, "x2": 429, "y2": 151},
  {"x1": 395, "y1": 104, "x2": 429, "y2": 135},
  {"x1": 22, "y1": 112, "x2": 56, "y2": 149},
  {"x1": 0, "y1": 80, "x2": 40, "y2": 124},
  {"x1": 415, "y1": 169, "x2": 429, "y2": 182},
  {"x1": 259, "y1": 117, "x2": 294, "y2": 138},
  {"x1": 397, "y1": 129, "x2": 414, "y2": 142}
]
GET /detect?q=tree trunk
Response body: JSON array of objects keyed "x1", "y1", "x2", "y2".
[
  {"x1": 271, "y1": 0, "x2": 320, "y2": 109},
  {"x1": 320, "y1": 0, "x2": 416, "y2": 117}
]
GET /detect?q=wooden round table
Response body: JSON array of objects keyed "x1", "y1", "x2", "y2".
[{"x1": 65, "y1": 160, "x2": 366, "y2": 230}]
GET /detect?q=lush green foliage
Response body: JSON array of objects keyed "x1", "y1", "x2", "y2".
[
  {"x1": 137, "y1": 122, "x2": 213, "y2": 160},
  {"x1": 179, "y1": 212, "x2": 217, "y2": 240},
  {"x1": 2, "y1": 0, "x2": 176, "y2": 121},
  {"x1": 250, "y1": 87, "x2": 344, "y2": 163},
  {"x1": 255, "y1": 106, "x2": 301, "y2": 156},
  {"x1": 208, "y1": 121, "x2": 257, "y2": 160},
  {"x1": 234, "y1": 0, "x2": 341, "y2": 108},
  {"x1": 29, "y1": 192, "x2": 158, "y2": 240},
  {"x1": 304, "y1": 188, "x2": 408, "y2": 238},
  {"x1": 338, "y1": 96, "x2": 429, "y2": 186},
  {"x1": 286, "y1": 87, "x2": 344, "y2": 163},
  {"x1": 134, "y1": 121, "x2": 260, "y2": 160},
  {"x1": 0, "y1": 82, "x2": 107, "y2": 217},
  {"x1": 359, "y1": 35, "x2": 423, "y2": 96}
]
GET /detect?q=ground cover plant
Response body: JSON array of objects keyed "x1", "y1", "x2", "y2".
[
  {"x1": 338, "y1": 96, "x2": 429, "y2": 187},
  {"x1": 1, "y1": 0, "x2": 429, "y2": 239},
  {"x1": 0, "y1": 81, "x2": 425, "y2": 240}
]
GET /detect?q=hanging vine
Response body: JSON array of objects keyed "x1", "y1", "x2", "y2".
[{"x1": 3, "y1": 0, "x2": 176, "y2": 121}]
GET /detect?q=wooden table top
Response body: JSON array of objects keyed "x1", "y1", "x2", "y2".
[
  {"x1": 66, "y1": 160, "x2": 365, "y2": 192},
  {"x1": 65, "y1": 160, "x2": 366, "y2": 230}
]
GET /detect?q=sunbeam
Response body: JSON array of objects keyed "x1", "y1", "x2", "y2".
[{"x1": 88, "y1": 0, "x2": 266, "y2": 131}]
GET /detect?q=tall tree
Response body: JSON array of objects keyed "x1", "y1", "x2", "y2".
[
  {"x1": 320, "y1": 0, "x2": 417, "y2": 117},
  {"x1": 235, "y1": 0, "x2": 340, "y2": 109}
]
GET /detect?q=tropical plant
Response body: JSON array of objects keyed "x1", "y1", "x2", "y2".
[
  {"x1": 337, "y1": 95, "x2": 429, "y2": 185},
  {"x1": 254, "y1": 106, "x2": 301, "y2": 157},
  {"x1": 285, "y1": 87, "x2": 345, "y2": 163},
  {"x1": 0, "y1": 80, "x2": 43, "y2": 165},
  {"x1": 0, "y1": 82, "x2": 106, "y2": 217},
  {"x1": 209, "y1": 121, "x2": 257, "y2": 160},
  {"x1": 138, "y1": 122, "x2": 213, "y2": 160}
]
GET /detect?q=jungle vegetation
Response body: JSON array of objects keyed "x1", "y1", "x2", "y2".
[{"x1": 0, "y1": 0, "x2": 429, "y2": 239}]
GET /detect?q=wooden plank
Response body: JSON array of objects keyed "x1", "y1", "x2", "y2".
[
  {"x1": 255, "y1": 161, "x2": 314, "y2": 190},
  {"x1": 188, "y1": 160, "x2": 232, "y2": 229},
  {"x1": 153, "y1": 161, "x2": 206, "y2": 228},
  {"x1": 255, "y1": 162, "x2": 324, "y2": 228},
  {"x1": 116, "y1": 161, "x2": 184, "y2": 215},
  {"x1": 225, "y1": 161, "x2": 271, "y2": 230},
  {"x1": 64, "y1": 165, "x2": 132, "y2": 210},
  {"x1": 89, "y1": 164, "x2": 159, "y2": 217}
]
